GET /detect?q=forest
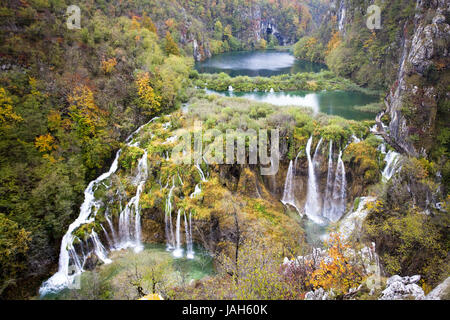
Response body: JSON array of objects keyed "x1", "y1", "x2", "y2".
[{"x1": 0, "y1": 0, "x2": 448, "y2": 301}]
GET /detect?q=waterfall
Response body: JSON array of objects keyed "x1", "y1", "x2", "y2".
[
  {"x1": 187, "y1": 211, "x2": 194, "y2": 259},
  {"x1": 294, "y1": 149, "x2": 302, "y2": 169},
  {"x1": 117, "y1": 151, "x2": 148, "y2": 252},
  {"x1": 172, "y1": 209, "x2": 183, "y2": 258},
  {"x1": 322, "y1": 140, "x2": 334, "y2": 219},
  {"x1": 328, "y1": 151, "x2": 347, "y2": 222},
  {"x1": 195, "y1": 162, "x2": 207, "y2": 182},
  {"x1": 190, "y1": 183, "x2": 202, "y2": 198},
  {"x1": 382, "y1": 150, "x2": 401, "y2": 181},
  {"x1": 228, "y1": 85, "x2": 233, "y2": 92},
  {"x1": 351, "y1": 135, "x2": 361, "y2": 143},
  {"x1": 281, "y1": 160, "x2": 300, "y2": 214},
  {"x1": 184, "y1": 214, "x2": 189, "y2": 257},
  {"x1": 100, "y1": 224, "x2": 114, "y2": 250},
  {"x1": 133, "y1": 151, "x2": 147, "y2": 252},
  {"x1": 185, "y1": 211, "x2": 194, "y2": 259},
  {"x1": 305, "y1": 136, "x2": 324, "y2": 224},
  {"x1": 313, "y1": 137, "x2": 323, "y2": 162},
  {"x1": 39, "y1": 149, "x2": 122, "y2": 295},
  {"x1": 105, "y1": 209, "x2": 118, "y2": 246},
  {"x1": 165, "y1": 178, "x2": 176, "y2": 250},
  {"x1": 91, "y1": 230, "x2": 112, "y2": 264},
  {"x1": 39, "y1": 120, "x2": 155, "y2": 296}
]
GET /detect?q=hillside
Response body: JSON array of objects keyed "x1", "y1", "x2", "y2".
[{"x1": 0, "y1": 0, "x2": 449, "y2": 301}]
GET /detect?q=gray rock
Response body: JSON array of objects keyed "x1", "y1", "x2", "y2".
[
  {"x1": 425, "y1": 277, "x2": 450, "y2": 300},
  {"x1": 379, "y1": 275, "x2": 425, "y2": 300},
  {"x1": 305, "y1": 288, "x2": 333, "y2": 300}
]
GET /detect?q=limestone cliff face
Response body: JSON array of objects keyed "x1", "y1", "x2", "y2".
[
  {"x1": 384, "y1": 0, "x2": 449, "y2": 157},
  {"x1": 329, "y1": 0, "x2": 449, "y2": 157}
]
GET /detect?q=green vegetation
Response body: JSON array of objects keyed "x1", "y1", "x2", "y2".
[
  {"x1": 196, "y1": 71, "x2": 377, "y2": 93},
  {"x1": 0, "y1": 0, "x2": 448, "y2": 301},
  {"x1": 293, "y1": 0, "x2": 417, "y2": 90},
  {"x1": 42, "y1": 244, "x2": 214, "y2": 300},
  {"x1": 363, "y1": 157, "x2": 449, "y2": 288},
  {"x1": 0, "y1": 1, "x2": 192, "y2": 298},
  {"x1": 354, "y1": 102, "x2": 384, "y2": 114}
]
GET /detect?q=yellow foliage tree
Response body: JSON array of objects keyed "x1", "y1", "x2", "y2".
[
  {"x1": 165, "y1": 31, "x2": 180, "y2": 56},
  {"x1": 68, "y1": 85, "x2": 107, "y2": 140},
  {"x1": 101, "y1": 58, "x2": 117, "y2": 74},
  {"x1": 35, "y1": 133, "x2": 56, "y2": 153},
  {"x1": 326, "y1": 31, "x2": 342, "y2": 55},
  {"x1": 259, "y1": 39, "x2": 267, "y2": 50},
  {"x1": 131, "y1": 15, "x2": 141, "y2": 30},
  {"x1": 136, "y1": 72, "x2": 161, "y2": 116},
  {"x1": 308, "y1": 233, "x2": 364, "y2": 295},
  {"x1": 0, "y1": 87, "x2": 22, "y2": 129},
  {"x1": 306, "y1": 37, "x2": 318, "y2": 49},
  {"x1": 142, "y1": 13, "x2": 157, "y2": 34}
]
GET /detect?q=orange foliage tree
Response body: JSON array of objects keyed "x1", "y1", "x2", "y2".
[
  {"x1": 308, "y1": 233, "x2": 365, "y2": 295},
  {"x1": 326, "y1": 31, "x2": 342, "y2": 55}
]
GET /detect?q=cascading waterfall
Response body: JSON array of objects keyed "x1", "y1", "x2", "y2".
[
  {"x1": 165, "y1": 178, "x2": 176, "y2": 250},
  {"x1": 304, "y1": 136, "x2": 324, "y2": 224},
  {"x1": 322, "y1": 140, "x2": 334, "y2": 219},
  {"x1": 313, "y1": 137, "x2": 323, "y2": 165},
  {"x1": 117, "y1": 151, "x2": 148, "y2": 252},
  {"x1": 190, "y1": 183, "x2": 202, "y2": 198},
  {"x1": 105, "y1": 209, "x2": 118, "y2": 247},
  {"x1": 173, "y1": 209, "x2": 183, "y2": 258},
  {"x1": 382, "y1": 150, "x2": 401, "y2": 181},
  {"x1": 101, "y1": 224, "x2": 114, "y2": 251},
  {"x1": 328, "y1": 151, "x2": 347, "y2": 222},
  {"x1": 195, "y1": 161, "x2": 208, "y2": 182},
  {"x1": 281, "y1": 160, "x2": 300, "y2": 214},
  {"x1": 91, "y1": 230, "x2": 112, "y2": 264},
  {"x1": 39, "y1": 149, "x2": 122, "y2": 295},
  {"x1": 39, "y1": 120, "x2": 155, "y2": 296},
  {"x1": 184, "y1": 214, "x2": 190, "y2": 258},
  {"x1": 351, "y1": 135, "x2": 361, "y2": 143},
  {"x1": 186, "y1": 211, "x2": 194, "y2": 259}
]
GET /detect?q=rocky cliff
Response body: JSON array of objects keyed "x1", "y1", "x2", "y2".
[
  {"x1": 383, "y1": 0, "x2": 449, "y2": 157},
  {"x1": 327, "y1": 0, "x2": 449, "y2": 158}
]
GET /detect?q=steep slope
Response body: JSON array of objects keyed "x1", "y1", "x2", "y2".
[{"x1": 381, "y1": 0, "x2": 449, "y2": 158}]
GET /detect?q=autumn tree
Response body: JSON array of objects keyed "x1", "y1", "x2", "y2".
[
  {"x1": 101, "y1": 58, "x2": 117, "y2": 74},
  {"x1": 0, "y1": 213, "x2": 31, "y2": 295},
  {"x1": 165, "y1": 31, "x2": 180, "y2": 56},
  {"x1": 326, "y1": 31, "x2": 342, "y2": 55},
  {"x1": 135, "y1": 72, "x2": 161, "y2": 116},
  {"x1": 68, "y1": 85, "x2": 112, "y2": 169},
  {"x1": 308, "y1": 233, "x2": 365, "y2": 295},
  {"x1": 0, "y1": 87, "x2": 22, "y2": 130},
  {"x1": 223, "y1": 25, "x2": 232, "y2": 40},
  {"x1": 142, "y1": 12, "x2": 157, "y2": 34},
  {"x1": 214, "y1": 20, "x2": 223, "y2": 40}
]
